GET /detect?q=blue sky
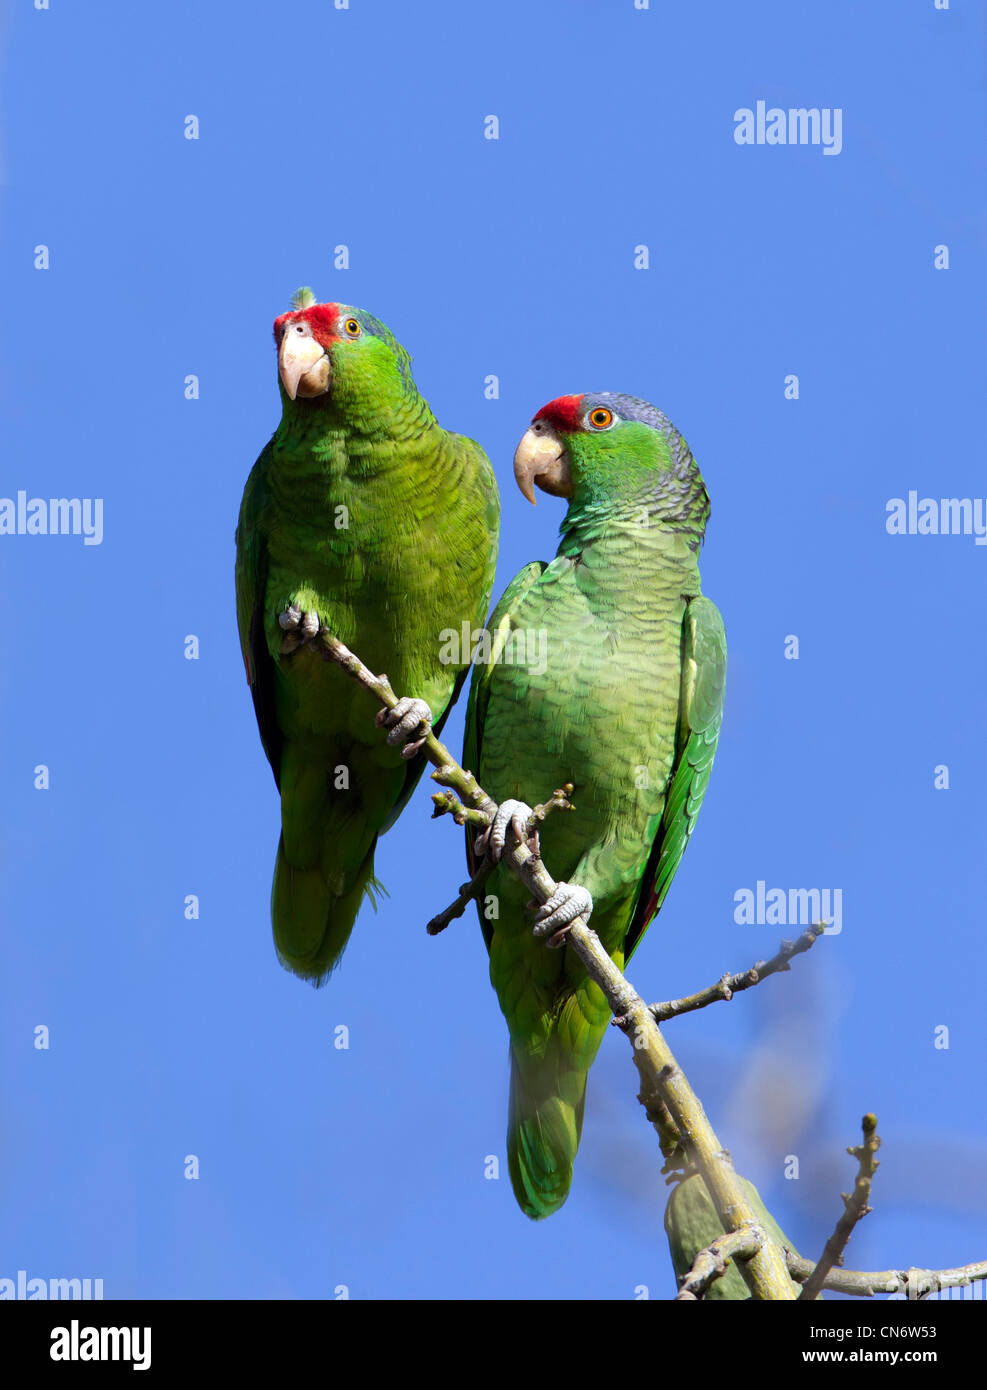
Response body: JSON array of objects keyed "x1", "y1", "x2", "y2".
[{"x1": 1, "y1": 0, "x2": 985, "y2": 1299}]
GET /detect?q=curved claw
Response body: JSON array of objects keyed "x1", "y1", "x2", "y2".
[
  {"x1": 376, "y1": 696, "x2": 433, "y2": 750},
  {"x1": 475, "y1": 798, "x2": 534, "y2": 865},
  {"x1": 532, "y1": 881, "x2": 593, "y2": 940}
]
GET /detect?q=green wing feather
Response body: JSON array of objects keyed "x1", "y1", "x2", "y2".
[{"x1": 625, "y1": 593, "x2": 727, "y2": 961}]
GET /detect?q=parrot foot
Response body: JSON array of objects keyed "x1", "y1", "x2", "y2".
[
  {"x1": 531, "y1": 882, "x2": 593, "y2": 945},
  {"x1": 278, "y1": 604, "x2": 321, "y2": 654},
  {"x1": 474, "y1": 799, "x2": 535, "y2": 864},
  {"x1": 376, "y1": 697, "x2": 433, "y2": 759}
]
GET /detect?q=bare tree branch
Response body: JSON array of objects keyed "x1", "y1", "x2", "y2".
[
  {"x1": 318, "y1": 630, "x2": 799, "y2": 1301},
  {"x1": 798, "y1": 1114, "x2": 882, "y2": 1301},
  {"x1": 650, "y1": 924, "x2": 826, "y2": 1024},
  {"x1": 675, "y1": 1226, "x2": 761, "y2": 1300},
  {"x1": 786, "y1": 1253, "x2": 987, "y2": 1299},
  {"x1": 320, "y1": 633, "x2": 496, "y2": 824},
  {"x1": 319, "y1": 631, "x2": 987, "y2": 1302}
]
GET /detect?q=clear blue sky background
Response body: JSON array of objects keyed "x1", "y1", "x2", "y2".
[{"x1": 1, "y1": 1, "x2": 985, "y2": 1300}]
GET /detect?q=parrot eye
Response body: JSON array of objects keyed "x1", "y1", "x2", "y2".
[
  {"x1": 344, "y1": 318, "x2": 361, "y2": 337},
  {"x1": 587, "y1": 407, "x2": 614, "y2": 430}
]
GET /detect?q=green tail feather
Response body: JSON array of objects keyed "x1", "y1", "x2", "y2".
[
  {"x1": 270, "y1": 834, "x2": 384, "y2": 985},
  {"x1": 507, "y1": 1047, "x2": 588, "y2": 1220}
]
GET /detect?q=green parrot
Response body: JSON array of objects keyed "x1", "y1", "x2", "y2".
[
  {"x1": 463, "y1": 391, "x2": 726, "y2": 1218},
  {"x1": 236, "y1": 290, "x2": 499, "y2": 984}
]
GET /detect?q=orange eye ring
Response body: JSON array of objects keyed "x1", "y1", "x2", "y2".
[
  {"x1": 588, "y1": 407, "x2": 613, "y2": 429},
  {"x1": 344, "y1": 318, "x2": 361, "y2": 337}
]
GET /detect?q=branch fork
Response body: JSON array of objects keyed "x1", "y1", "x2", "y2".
[
  {"x1": 314, "y1": 629, "x2": 987, "y2": 1303},
  {"x1": 316, "y1": 629, "x2": 797, "y2": 1299}
]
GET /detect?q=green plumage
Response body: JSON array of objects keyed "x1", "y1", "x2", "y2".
[
  {"x1": 664, "y1": 1175, "x2": 806, "y2": 1299},
  {"x1": 236, "y1": 298, "x2": 499, "y2": 983},
  {"x1": 464, "y1": 394, "x2": 725, "y2": 1218}
]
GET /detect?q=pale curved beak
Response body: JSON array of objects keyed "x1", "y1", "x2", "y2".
[
  {"x1": 279, "y1": 328, "x2": 330, "y2": 400},
  {"x1": 513, "y1": 424, "x2": 572, "y2": 504}
]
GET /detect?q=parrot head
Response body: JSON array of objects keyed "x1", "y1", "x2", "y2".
[
  {"x1": 272, "y1": 288, "x2": 416, "y2": 420},
  {"x1": 513, "y1": 392, "x2": 708, "y2": 523}
]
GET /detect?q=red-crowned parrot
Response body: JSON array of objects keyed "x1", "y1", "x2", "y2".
[
  {"x1": 464, "y1": 392, "x2": 725, "y2": 1217},
  {"x1": 237, "y1": 290, "x2": 499, "y2": 984}
]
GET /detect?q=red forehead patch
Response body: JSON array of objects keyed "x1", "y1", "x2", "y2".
[
  {"x1": 533, "y1": 394, "x2": 585, "y2": 432},
  {"x1": 272, "y1": 302, "x2": 341, "y2": 346}
]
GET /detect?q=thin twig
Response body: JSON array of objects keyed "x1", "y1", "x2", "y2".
[
  {"x1": 320, "y1": 632, "x2": 497, "y2": 824},
  {"x1": 798, "y1": 1114, "x2": 882, "y2": 1301},
  {"x1": 675, "y1": 1226, "x2": 761, "y2": 1300},
  {"x1": 786, "y1": 1253, "x2": 987, "y2": 1299},
  {"x1": 425, "y1": 786, "x2": 574, "y2": 935},
  {"x1": 317, "y1": 629, "x2": 799, "y2": 1301},
  {"x1": 426, "y1": 860, "x2": 495, "y2": 936},
  {"x1": 430, "y1": 789, "x2": 489, "y2": 828},
  {"x1": 529, "y1": 783, "x2": 577, "y2": 828},
  {"x1": 649, "y1": 924, "x2": 826, "y2": 1024}
]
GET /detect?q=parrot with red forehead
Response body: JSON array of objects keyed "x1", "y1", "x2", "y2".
[
  {"x1": 463, "y1": 391, "x2": 726, "y2": 1218},
  {"x1": 236, "y1": 289, "x2": 499, "y2": 983}
]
